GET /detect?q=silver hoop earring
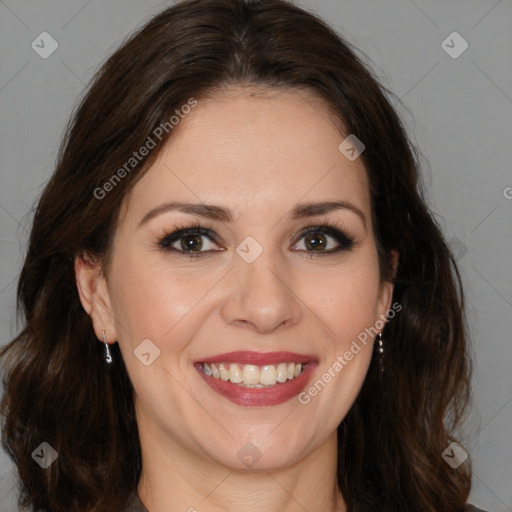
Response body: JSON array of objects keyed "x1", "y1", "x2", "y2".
[{"x1": 103, "y1": 329, "x2": 112, "y2": 364}]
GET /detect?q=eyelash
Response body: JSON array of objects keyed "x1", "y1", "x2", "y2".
[
  {"x1": 157, "y1": 223, "x2": 222, "y2": 258},
  {"x1": 157, "y1": 221, "x2": 357, "y2": 258}
]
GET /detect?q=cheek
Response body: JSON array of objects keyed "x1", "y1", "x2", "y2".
[
  {"x1": 298, "y1": 256, "x2": 381, "y2": 428},
  {"x1": 308, "y1": 252, "x2": 382, "y2": 341},
  {"x1": 108, "y1": 249, "x2": 209, "y2": 350}
]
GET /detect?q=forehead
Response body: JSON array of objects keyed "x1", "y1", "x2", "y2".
[{"x1": 120, "y1": 87, "x2": 371, "y2": 225}]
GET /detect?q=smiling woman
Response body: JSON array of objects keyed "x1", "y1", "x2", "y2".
[{"x1": 0, "y1": 0, "x2": 485, "y2": 511}]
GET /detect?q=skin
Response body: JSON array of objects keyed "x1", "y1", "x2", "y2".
[{"x1": 76, "y1": 87, "x2": 396, "y2": 512}]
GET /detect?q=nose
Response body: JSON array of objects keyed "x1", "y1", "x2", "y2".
[{"x1": 220, "y1": 252, "x2": 302, "y2": 334}]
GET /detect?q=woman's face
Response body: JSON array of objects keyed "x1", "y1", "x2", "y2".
[{"x1": 81, "y1": 87, "x2": 394, "y2": 471}]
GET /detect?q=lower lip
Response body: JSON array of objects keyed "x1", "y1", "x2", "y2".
[{"x1": 195, "y1": 363, "x2": 318, "y2": 406}]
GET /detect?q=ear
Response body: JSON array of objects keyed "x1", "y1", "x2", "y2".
[
  {"x1": 376, "y1": 249, "x2": 399, "y2": 320},
  {"x1": 74, "y1": 252, "x2": 117, "y2": 344}
]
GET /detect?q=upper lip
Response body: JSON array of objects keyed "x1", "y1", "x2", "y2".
[{"x1": 196, "y1": 351, "x2": 317, "y2": 365}]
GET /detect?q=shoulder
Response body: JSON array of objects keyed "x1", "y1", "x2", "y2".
[
  {"x1": 124, "y1": 493, "x2": 487, "y2": 512},
  {"x1": 123, "y1": 491, "x2": 148, "y2": 512}
]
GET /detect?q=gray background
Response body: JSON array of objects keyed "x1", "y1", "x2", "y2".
[{"x1": 0, "y1": 0, "x2": 511, "y2": 510}]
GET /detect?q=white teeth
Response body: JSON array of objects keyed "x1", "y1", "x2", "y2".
[
  {"x1": 219, "y1": 363, "x2": 229, "y2": 381},
  {"x1": 202, "y1": 362, "x2": 304, "y2": 386},
  {"x1": 276, "y1": 363, "x2": 288, "y2": 383},
  {"x1": 211, "y1": 363, "x2": 220, "y2": 379},
  {"x1": 260, "y1": 365, "x2": 277, "y2": 386},
  {"x1": 229, "y1": 363, "x2": 243, "y2": 384},
  {"x1": 242, "y1": 364, "x2": 260, "y2": 385}
]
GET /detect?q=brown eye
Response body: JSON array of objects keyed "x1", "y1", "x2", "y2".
[
  {"x1": 304, "y1": 231, "x2": 328, "y2": 251},
  {"x1": 158, "y1": 226, "x2": 223, "y2": 255},
  {"x1": 180, "y1": 235, "x2": 203, "y2": 251},
  {"x1": 291, "y1": 225, "x2": 356, "y2": 255}
]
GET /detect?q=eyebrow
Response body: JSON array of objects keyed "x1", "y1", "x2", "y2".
[
  {"x1": 138, "y1": 200, "x2": 366, "y2": 229},
  {"x1": 290, "y1": 200, "x2": 366, "y2": 228},
  {"x1": 139, "y1": 202, "x2": 234, "y2": 226}
]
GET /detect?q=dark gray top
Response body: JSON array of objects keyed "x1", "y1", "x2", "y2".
[
  {"x1": 126, "y1": 492, "x2": 488, "y2": 511},
  {"x1": 125, "y1": 492, "x2": 149, "y2": 511}
]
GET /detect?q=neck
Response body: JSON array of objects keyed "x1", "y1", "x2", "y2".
[{"x1": 136, "y1": 417, "x2": 346, "y2": 512}]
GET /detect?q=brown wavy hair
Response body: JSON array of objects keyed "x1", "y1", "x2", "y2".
[{"x1": 1, "y1": 0, "x2": 472, "y2": 510}]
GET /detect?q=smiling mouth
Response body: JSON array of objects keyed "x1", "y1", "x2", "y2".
[
  {"x1": 197, "y1": 362, "x2": 306, "y2": 388},
  {"x1": 194, "y1": 351, "x2": 317, "y2": 406}
]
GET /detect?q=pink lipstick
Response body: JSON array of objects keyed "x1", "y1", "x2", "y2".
[{"x1": 194, "y1": 351, "x2": 318, "y2": 406}]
